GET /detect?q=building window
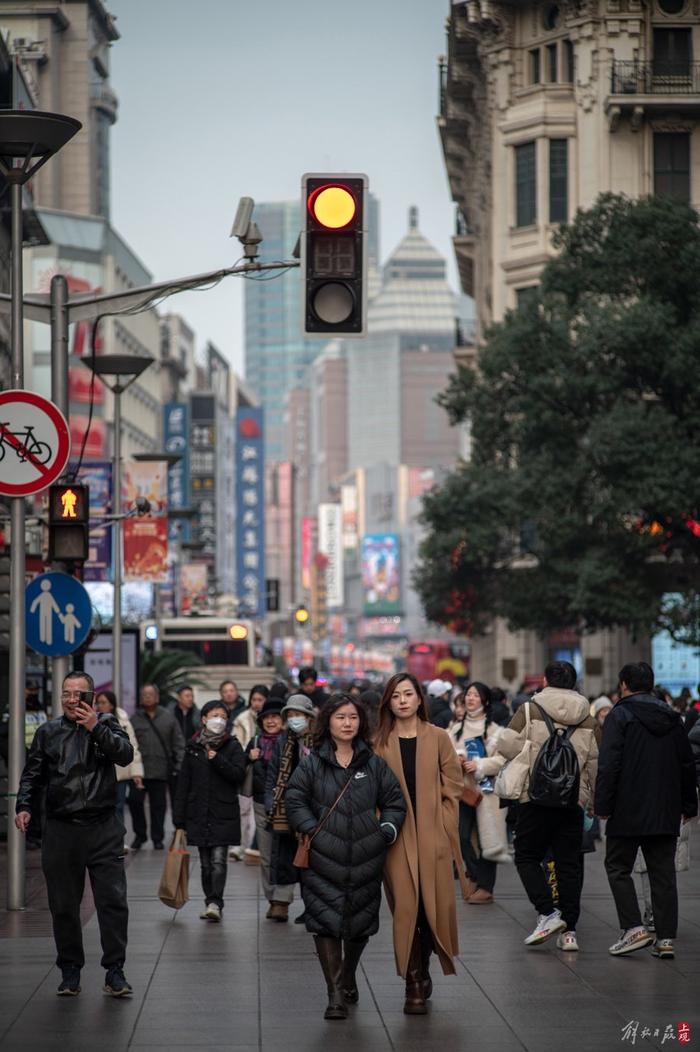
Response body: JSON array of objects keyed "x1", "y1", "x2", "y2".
[
  {"x1": 543, "y1": 3, "x2": 561, "y2": 30},
  {"x1": 547, "y1": 44, "x2": 558, "y2": 83},
  {"x1": 654, "y1": 132, "x2": 690, "y2": 202},
  {"x1": 564, "y1": 40, "x2": 575, "y2": 83},
  {"x1": 658, "y1": 0, "x2": 686, "y2": 14},
  {"x1": 515, "y1": 142, "x2": 537, "y2": 228},
  {"x1": 653, "y1": 28, "x2": 692, "y2": 77},
  {"x1": 549, "y1": 139, "x2": 568, "y2": 223},
  {"x1": 529, "y1": 49, "x2": 541, "y2": 85},
  {"x1": 516, "y1": 287, "x2": 538, "y2": 310}
]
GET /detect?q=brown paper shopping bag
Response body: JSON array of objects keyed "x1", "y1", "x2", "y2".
[{"x1": 158, "y1": 829, "x2": 190, "y2": 909}]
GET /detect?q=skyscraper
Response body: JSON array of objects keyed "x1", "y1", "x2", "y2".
[{"x1": 244, "y1": 194, "x2": 380, "y2": 461}]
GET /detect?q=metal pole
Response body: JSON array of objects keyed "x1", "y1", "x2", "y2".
[
  {"x1": 173, "y1": 524, "x2": 182, "y2": 617},
  {"x1": 8, "y1": 180, "x2": 26, "y2": 910},
  {"x1": 50, "y1": 275, "x2": 70, "y2": 716},
  {"x1": 112, "y1": 388, "x2": 122, "y2": 704},
  {"x1": 154, "y1": 581, "x2": 162, "y2": 653}
]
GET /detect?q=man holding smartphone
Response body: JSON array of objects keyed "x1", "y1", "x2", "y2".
[{"x1": 15, "y1": 671, "x2": 134, "y2": 998}]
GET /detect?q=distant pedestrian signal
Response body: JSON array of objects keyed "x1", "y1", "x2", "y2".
[
  {"x1": 48, "y1": 483, "x2": 89, "y2": 562},
  {"x1": 301, "y1": 173, "x2": 368, "y2": 337}
]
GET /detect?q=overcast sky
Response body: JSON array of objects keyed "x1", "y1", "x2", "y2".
[{"x1": 110, "y1": 0, "x2": 455, "y2": 377}]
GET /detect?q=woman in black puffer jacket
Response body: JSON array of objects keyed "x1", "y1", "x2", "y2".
[
  {"x1": 285, "y1": 693, "x2": 406, "y2": 1021},
  {"x1": 173, "y1": 700, "x2": 246, "y2": 922}
]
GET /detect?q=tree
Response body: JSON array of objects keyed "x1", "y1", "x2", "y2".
[
  {"x1": 140, "y1": 649, "x2": 207, "y2": 706},
  {"x1": 414, "y1": 194, "x2": 700, "y2": 645}
]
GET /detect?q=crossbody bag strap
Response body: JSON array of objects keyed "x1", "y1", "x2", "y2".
[
  {"x1": 148, "y1": 715, "x2": 173, "y2": 765},
  {"x1": 309, "y1": 772, "x2": 354, "y2": 846}
]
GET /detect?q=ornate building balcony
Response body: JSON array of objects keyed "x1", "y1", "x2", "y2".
[{"x1": 607, "y1": 61, "x2": 700, "y2": 130}]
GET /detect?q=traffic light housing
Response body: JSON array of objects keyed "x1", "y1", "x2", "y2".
[
  {"x1": 48, "y1": 483, "x2": 89, "y2": 562},
  {"x1": 294, "y1": 605, "x2": 310, "y2": 625},
  {"x1": 301, "y1": 173, "x2": 368, "y2": 337}
]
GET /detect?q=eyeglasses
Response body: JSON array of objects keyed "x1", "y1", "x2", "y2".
[{"x1": 61, "y1": 690, "x2": 92, "y2": 703}]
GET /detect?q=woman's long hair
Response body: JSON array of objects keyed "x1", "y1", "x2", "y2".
[
  {"x1": 375, "y1": 673, "x2": 430, "y2": 748},
  {"x1": 313, "y1": 692, "x2": 371, "y2": 750}
]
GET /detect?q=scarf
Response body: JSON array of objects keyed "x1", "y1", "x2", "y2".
[
  {"x1": 259, "y1": 731, "x2": 280, "y2": 764},
  {"x1": 198, "y1": 726, "x2": 229, "y2": 751},
  {"x1": 271, "y1": 729, "x2": 314, "y2": 831}
]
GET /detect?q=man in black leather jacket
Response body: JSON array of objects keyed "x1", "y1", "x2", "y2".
[{"x1": 15, "y1": 671, "x2": 134, "y2": 998}]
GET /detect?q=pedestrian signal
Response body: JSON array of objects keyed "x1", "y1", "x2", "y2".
[
  {"x1": 301, "y1": 173, "x2": 368, "y2": 337},
  {"x1": 48, "y1": 483, "x2": 89, "y2": 562}
]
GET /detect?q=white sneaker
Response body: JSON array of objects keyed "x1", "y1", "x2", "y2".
[
  {"x1": 228, "y1": 846, "x2": 245, "y2": 861},
  {"x1": 609, "y1": 927, "x2": 653, "y2": 956},
  {"x1": 556, "y1": 931, "x2": 579, "y2": 952},
  {"x1": 524, "y1": 910, "x2": 567, "y2": 946},
  {"x1": 204, "y1": 904, "x2": 221, "y2": 922},
  {"x1": 650, "y1": 939, "x2": 674, "y2": 960}
]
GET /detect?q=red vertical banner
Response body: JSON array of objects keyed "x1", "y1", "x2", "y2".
[{"x1": 123, "y1": 518, "x2": 168, "y2": 581}]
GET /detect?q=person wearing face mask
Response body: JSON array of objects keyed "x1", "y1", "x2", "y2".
[
  {"x1": 450, "y1": 682, "x2": 510, "y2": 906},
  {"x1": 173, "y1": 700, "x2": 246, "y2": 922},
  {"x1": 264, "y1": 694, "x2": 316, "y2": 924}
]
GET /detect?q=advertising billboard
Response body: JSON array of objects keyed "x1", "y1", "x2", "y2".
[
  {"x1": 318, "y1": 503, "x2": 343, "y2": 608},
  {"x1": 361, "y1": 533, "x2": 401, "y2": 615},
  {"x1": 164, "y1": 402, "x2": 190, "y2": 543},
  {"x1": 235, "y1": 407, "x2": 265, "y2": 618},
  {"x1": 72, "y1": 459, "x2": 112, "y2": 582}
]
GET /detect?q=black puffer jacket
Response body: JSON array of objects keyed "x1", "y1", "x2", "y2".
[
  {"x1": 688, "y1": 719, "x2": 700, "y2": 789},
  {"x1": 285, "y1": 739, "x2": 406, "y2": 940},
  {"x1": 173, "y1": 734, "x2": 246, "y2": 847},
  {"x1": 16, "y1": 714, "x2": 133, "y2": 823},
  {"x1": 245, "y1": 732, "x2": 282, "y2": 805},
  {"x1": 595, "y1": 693, "x2": 698, "y2": 836}
]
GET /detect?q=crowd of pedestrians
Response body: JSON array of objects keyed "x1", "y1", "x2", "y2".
[{"x1": 13, "y1": 659, "x2": 699, "y2": 1019}]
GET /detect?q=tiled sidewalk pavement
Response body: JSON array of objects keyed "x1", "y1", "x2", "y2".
[{"x1": 1, "y1": 821, "x2": 698, "y2": 1052}]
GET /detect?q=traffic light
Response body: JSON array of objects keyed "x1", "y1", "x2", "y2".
[
  {"x1": 48, "y1": 483, "x2": 89, "y2": 562},
  {"x1": 294, "y1": 605, "x2": 310, "y2": 625},
  {"x1": 301, "y1": 172, "x2": 368, "y2": 337}
]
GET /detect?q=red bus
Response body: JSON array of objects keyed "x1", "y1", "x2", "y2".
[{"x1": 405, "y1": 639, "x2": 470, "y2": 685}]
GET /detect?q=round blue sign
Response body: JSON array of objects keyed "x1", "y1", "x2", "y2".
[{"x1": 25, "y1": 572, "x2": 92, "y2": 657}]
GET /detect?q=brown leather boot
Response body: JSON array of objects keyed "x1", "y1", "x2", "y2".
[
  {"x1": 268, "y1": 902, "x2": 289, "y2": 922},
  {"x1": 403, "y1": 933, "x2": 428, "y2": 1015},
  {"x1": 314, "y1": 936, "x2": 348, "y2": 1020},
  {"x1": 420, "y1": 937, "x2": 433, "y2": 1000},
  {"x1": 341, "y1": 939, "x2": 368, "y2": 1004}
]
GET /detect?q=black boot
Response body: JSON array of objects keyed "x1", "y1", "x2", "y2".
[
  {"x1": 341, "y1": 938, "x2": 368, "y2": 1004},
  {"x1": 314, "y1": 936, "x2": 348, "y2": 1020},
  {"x1": 403, "y1": 932, "x2": 428, "y2": 1015},
  {"x1": 420, "y1": 928, "x2": 434, "y2": 1000}
]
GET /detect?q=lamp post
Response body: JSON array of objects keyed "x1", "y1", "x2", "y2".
[
  {"x1": 82, "y1": 354, "x2": 153, "y2": 703},
  {"x1": 0, "y1": 110, "x2": 81, "y2": 911}
]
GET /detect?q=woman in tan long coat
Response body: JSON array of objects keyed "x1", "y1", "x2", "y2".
[{"x1": 374, "y1": 672, "x2": 470, "y2": 1015}]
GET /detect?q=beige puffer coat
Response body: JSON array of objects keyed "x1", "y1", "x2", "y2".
[{"x1": 495, "y1": 687, "x2": 600, "y2": 809}]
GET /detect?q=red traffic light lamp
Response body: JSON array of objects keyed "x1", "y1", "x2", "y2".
[
  {"x1": 301, "y1": 173, "x2": 368, "y2": 337},
  {"x1": 48, "y1": 483, "x2": 89, "y2": 562}
]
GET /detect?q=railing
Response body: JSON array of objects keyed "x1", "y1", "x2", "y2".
[{"x1": 611, "y1": 60, "x2": 700, "y2": 96}]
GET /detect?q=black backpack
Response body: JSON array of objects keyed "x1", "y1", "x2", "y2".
[{"x1": 527, "y1": 701, "x2": 583, "y2": 808}]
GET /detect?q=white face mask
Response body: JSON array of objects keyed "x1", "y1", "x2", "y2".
[
  {"x1": 205, "y1": 715, "x2": 227, "y2": 735},
  {"x1": 287, "y1": 715, "x2": 308, "y2": 734}
]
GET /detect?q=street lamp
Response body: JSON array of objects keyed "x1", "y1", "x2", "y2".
[
  {"x1": 0, "y1": 110, "x2": 81, "y2": 912},
  {"x1": 82, "y1": 353, "x2": 154, "y2": 703}
]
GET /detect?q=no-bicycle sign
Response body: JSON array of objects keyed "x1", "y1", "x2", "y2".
[{"x1": 0, "y1": 390, "x2": 71, "y2": 497}]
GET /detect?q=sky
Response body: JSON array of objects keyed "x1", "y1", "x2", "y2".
[{"x1": 109, "y1": 0, "x2": 456, "y2": 378}]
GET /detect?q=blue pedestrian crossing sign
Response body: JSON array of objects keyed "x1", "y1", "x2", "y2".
[{"x1": 25, "y1": 572, "x2": 92, "y2": 656}]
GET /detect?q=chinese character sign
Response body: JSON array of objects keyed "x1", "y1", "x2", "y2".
[
  {"x1": 362, "y1": 534, "x2": 401, "y2": 615},
  {"x1": 235, "y1": 408, "x2": 265, "y2": 618},
  {"x1": 164, "y1": 403, "x2": 190, "y2": 543},
  {"x1": 318, "y1": 503, "x2": 343, "y2": 608}
]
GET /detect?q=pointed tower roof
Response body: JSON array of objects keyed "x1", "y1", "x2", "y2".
[{"x1": 368, "y1": 207, "x2": 455, "y2": 335}]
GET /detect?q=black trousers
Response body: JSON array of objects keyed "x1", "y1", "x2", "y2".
[
  {"x1": 200, "y1": 845, "x2": 228, "y2": 908},
  {"x1": 459, "y1": 801, "x2": 497, "y2": 893},
  {"x1": 605, "y1": 835, "x2": 678, "y2": 939},
  {"x1": 129, "y1": 778, "x2": 168, "y2": 844},
  {"x1": 514, "y1": 803, "x2": 583, "y2": 930},
  {"x1": 42, "y1": 813, "x2": 128, "y2": 971}
]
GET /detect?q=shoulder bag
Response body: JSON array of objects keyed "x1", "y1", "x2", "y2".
[{"x1": 293, "y1": 772, "x2": 354, "y2": 869}]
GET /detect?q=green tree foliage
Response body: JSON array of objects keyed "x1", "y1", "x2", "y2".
[
  {"x1": 140, "y1": 648, "x2": 206, "y2": 706},
  {"x1": 414, "y1": 195, "x2": 700, "y2": 644}
]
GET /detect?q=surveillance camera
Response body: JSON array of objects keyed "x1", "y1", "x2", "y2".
[
  {"x1": 134, "y1": 496, "x2": 151, "y2": 516},
  {"x1": 230, "y1": 197, "x2": 255, "y2": 240}
]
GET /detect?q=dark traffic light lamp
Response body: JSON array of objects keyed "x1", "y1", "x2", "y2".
[
  {"x1": 301, "y1": 173, "x2": 368, "y2": 337},
  {"x1": 48, "y1": 483, "x2": 89, "y2": 562}
]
